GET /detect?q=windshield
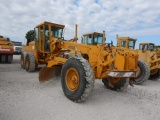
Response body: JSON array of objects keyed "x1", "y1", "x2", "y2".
[
  {"x1": 83, "y1": 34, "x2": 92, "y2": 45},
  {"x1": 129, "y1": 40, "x2": 135, "y2": 49},
  {"x1": 156, "y1": 46, "x2": 160, "y2": 48},
  {"x1": 139, "y1": 44, "x2": 148, "y2": 50},
  {"x1": 149, "y1": 44, "x2": 154, "y2": 51},
  {"x1": 13, "y1": 42, "x2": 22, "y2": 46},
  {"x1": 51, "y1": 26, "x2": 63, "y2": 38},
  {"x1": 121, "y1": 41, "x2": 126, "y2": 47},
  {"x1": 93, "y1": 34, "x2": 103, "y2": 45}
]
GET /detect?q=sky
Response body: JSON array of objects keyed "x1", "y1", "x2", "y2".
[{"x1": 0, "y1": 0, "x2": 160, "y2": 48}]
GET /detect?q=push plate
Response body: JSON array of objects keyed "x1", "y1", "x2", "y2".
[{"x1": 107, "y1": 71, "x2": 136, "y2": 78}]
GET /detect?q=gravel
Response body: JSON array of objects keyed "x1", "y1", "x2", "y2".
[{"x1": 0, "y1": 55, "x2": 160, "y2": 120}]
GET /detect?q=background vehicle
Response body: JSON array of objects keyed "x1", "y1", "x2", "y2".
[
  {"x1": 117, "y1": 36, "x2": 160, "y2": 80},
  {"x1": 81, "y1": 32, "x2": 149, "y2": 85},
  {"x1": 0, "y1": 36, "x2": 13, "y2": 63},
  {"x1": 154, "y1": 45, "x2": 160, "y2": 58},
  {"x1": 12, "y1": 41, "x2": 22, "y2": 54},
  {"x1": 21, "y1": 21, "x2": 138, "y2": 102}
]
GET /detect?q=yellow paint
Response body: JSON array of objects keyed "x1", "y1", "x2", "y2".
[
  {"x1": 23, "y1": 21, "x2": 139, "y2": 83},
  {"x1": 116, "y1": 35, "x2": 160, "y2": 75}
]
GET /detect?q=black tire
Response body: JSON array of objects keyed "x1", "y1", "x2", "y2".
[
  {"x1": 102, "y1": 78, "x2": 129, "y2": 91},
  {"x1": 149, "y1": 68, "x2": 160, "y2": 80},
  {"x1": 20, "y1": 52, "x2": 27, "y2": 69},
  {"x1": 7, "y1": 55, "x2": 13, "y2": 63},
  {"x1": 61, "y1": 57, "x2": 95, "y2": 103},
  {"x1": 25, "y1": 52, "x2": 35, "y2": 72},
  {"x1": 1, "y1": 54, "x2": 6, "y2": 63},
  {"x1": 134, "y1": 60, "x2": 150, "y2": 85}
]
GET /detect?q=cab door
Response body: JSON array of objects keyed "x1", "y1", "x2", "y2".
[{"x1": 35, "y1": 25, "x2": 45, "y2": 52}]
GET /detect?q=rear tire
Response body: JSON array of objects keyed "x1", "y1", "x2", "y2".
[
  {"x1": 21, "y1": 52, "x2": 27, "y2": 69},
  {"x1": 102, "y1": 78, "x2": 129, "y2": 91},
  {"x1": 149, "y1": 68, "x2": 160, "y2": 80},
  {"x1": 61, "y1": 57, "x2": 95, "y2": 103},
  {"x1": 1, "y1": 55, "x2": 6, "y2": 63},
  {"x1": 134, "y1": 60, "x2": 150, "y2": 85},
  {"x1": 25, "y1": 52, "x2": 35, "y2": 72},
  {"x1": 7, "y1": 55, "x2": 13, "y2": 63}
]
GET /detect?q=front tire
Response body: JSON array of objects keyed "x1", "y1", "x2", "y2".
[
  {"x1": 1, "y1": 54, "x2": 6, "y2": 63},
  {"x1": 7, "y1": 54, "x2": 13, "y2": 63},
  {"x1": 61, "y1": 57, "x2": 95, "y2": 103},
  {"x1": 134, "y1": 60, "x2": 150, "y2": 85},
  {"x1": 25, "y1": 52, "x2": 35, "y2": 72}
]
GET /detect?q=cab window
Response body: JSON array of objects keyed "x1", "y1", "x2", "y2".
[
  {"x1": 149, "y1": 44, "x2": 154, "y2": 51},
  {"x1": 83, "y1": 36, "x2": 87, "y2": 44},
  {"x1": 88, "y1": 34, "x2": 92, "y2": 44},
  {"x1": 45, "y1": 25, "x2": 49, "y2": 41},
  {"x1": 139, "y1": 44, "x2": 143, "y2": 50},
  {"x1": 51, "y1": 26, "x2": 63, "y2": 38},
  {"x1": 93, "y1": 34, "x2": 103, "y2": 45},
  {"x1": 129, "y1": 40, "x2": 135, "y2": 49},
  {"x1": 144, "y1": 45, "x2": 148, "y2": 50},
  {"x1": 121, "y1": 41, "x2": 126, "y2": 47},
  {"x1": 140, "y1": 44, "x2": 148, "y2": 50},
  {"x1": 34, "y1": 27, "x2": 39, "y2": 40}
]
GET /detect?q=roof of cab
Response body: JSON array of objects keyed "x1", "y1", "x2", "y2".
[
  {"x1": 36, "y1": 21, "x2": 65, "y2": 28},
  {"x1": 83, "y1": 32, "x2": 103, "y2": 36},
  {"x1": 117, "y1": 36, "x2": 137, "y2": 41},
  {"x1": 140, "y1": 42, "x2": 155, "y2": 45}
]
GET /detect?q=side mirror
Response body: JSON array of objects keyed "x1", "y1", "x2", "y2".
[
  {"x1": 111, "y1": 40, "x2": 113, "y2": 46},
  {"x1": 6, "y1": 38, "x2": 10, "y2": 42}
]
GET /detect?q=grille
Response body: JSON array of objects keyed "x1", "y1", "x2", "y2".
[{"x1": 15, "y1": 47, "x2": 22, "y2": 51}]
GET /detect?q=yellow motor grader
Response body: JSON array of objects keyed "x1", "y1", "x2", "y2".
[
  {"x1": 81, "y1": 32, "x2": 149, "y2": 85},
  {"x1": 117, "y1": 36, "x2": 160, "y2": 81},
  {"x1": 154, "y1": 45, "x2": 160, "y2": 58},
  {"x1": 21, "y1": 21, "x2": 139, "y2": 102},
  {"x1": 0, "y1": 37, "x2": 14, "y2": 63}
]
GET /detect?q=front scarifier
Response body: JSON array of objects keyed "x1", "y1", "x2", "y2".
[
  {"x1": 102, "y1": 78, "x2": 129, "y2": 91},
  {"x1": 61, "y1": 57, "x2": 95, "y2": 102}
]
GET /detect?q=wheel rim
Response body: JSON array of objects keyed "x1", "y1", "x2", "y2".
[
  {"x1": 111, "y1": 78, "x2": 121, "y2": 84},
  {"x1": 25, "y1": 56, "x2": 29, "y2": 69},
  {"x1": 150, "y1": 68, "x2": 158, "y2": 75},
  {"x1": 65, "y1": 68, "x2": 79, "y2": 91},
  {"x1": 136, "y1": 67, "x2": 141, "y2": 78}
]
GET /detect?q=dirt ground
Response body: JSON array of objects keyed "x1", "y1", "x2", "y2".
[{"x1": 0, "y1": 55, "x2": 160, "y2": 120}]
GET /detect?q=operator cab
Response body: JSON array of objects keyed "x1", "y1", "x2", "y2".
[
  {"x1": 154, "y1": 45, "x2": 160, "y2": 51},
  {"x1": 139, "y1": 43, "x2": 155, "y2": 51},
  {"x1": 116, "y1": 35, "x2": 136, "y2": 49},
  {"x1": 81, "y1": 32, "x2": 106, "y2": 45},
  {"x1": 34, "y1": 21, "x2": 65, "y2": 52}
]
